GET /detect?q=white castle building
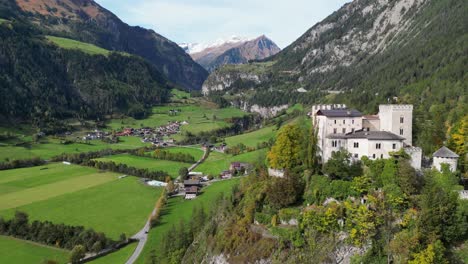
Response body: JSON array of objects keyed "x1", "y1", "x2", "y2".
[{"x1": 312, "y1": 104, "x2": 422, "y2": 169}]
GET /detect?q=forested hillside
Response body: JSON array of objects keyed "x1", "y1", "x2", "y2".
[
  {"x1": 203, "y1": 0, "x2": 467, "y2": 155},
  {"x1": 5, "y1": 0, "x2": 208, "y2": 91},
  {"x1": 0, "y1": 19, "x2": 171, "y2": 131}
]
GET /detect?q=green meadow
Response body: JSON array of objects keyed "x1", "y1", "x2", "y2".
[
  {"x1": 0, "y1": 235, "x2": 69, "y2": 264},
  {"x1": 0, "y1": 163, "x2": 161, "y2": 239},
  {"x1": 135, "y1": 179, "x2": 240, "y2": 264},
  {"x1": 46, "y1": 36, "x2": 111, "y2": 56},
  {"x1": 106, "y1": 104, "x2": 246, "y2": 138},
  {"x1": 0, "y1": 136, "x2": 148, "y2": 162},
  {"x1": 196, "y1": 149, "x2": 268, "y2": 176},
  {"x1": 224, "y1": 126, "x2": 277, "y2": 148},
  {"x1": 89, "y1": 242, "x2": 138, "y2": 264},
  {"x1": 95, "y1": 154, "x2": 192, "y2": 178},
  {"x1": 163, "y1": 146, "x2": 205, "y2": 160}
]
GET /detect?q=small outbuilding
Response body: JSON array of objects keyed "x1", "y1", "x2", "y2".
[{"x1": 432, "y1": 146, "x2": 459, "y2": 172}]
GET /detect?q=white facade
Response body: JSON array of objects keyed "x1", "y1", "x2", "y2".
[
  {"x1": 312, "y1": 104, "x2": 421, "y2": 169},
  {"x1": 432, "y1": 146, "x2": 459, "y2": 172},
  {"x1": 378, "y1": 105, "x2": 413, "y2": 146},
  {"x1": 433, "y1": 157, "x2": 458, "y2": 172}
]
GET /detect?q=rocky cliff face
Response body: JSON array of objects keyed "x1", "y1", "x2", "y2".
[
  {"x1": 13, "y1": 0, "x2": 208, "y2": 90},
  {"x1": 188, "y1": 35, "x2": 280, "y2": 72},
  {"x1": 203, "y1": 0, "x2": 431, "y2": 96}
]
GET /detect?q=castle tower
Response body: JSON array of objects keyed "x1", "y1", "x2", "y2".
[{"x1": 378, "y1": 105, "x2": 413, "y2": 146}]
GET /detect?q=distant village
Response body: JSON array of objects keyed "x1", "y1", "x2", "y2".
[{"x1": 81, "y1": 120, "x2": 188, "y2": 147}]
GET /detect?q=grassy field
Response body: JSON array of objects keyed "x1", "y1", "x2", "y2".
[
  {"x1": 135, "y1": 179, "x2": 240, "y2": 264},
  {"x1": 46, "y1": 36, "x2": 111, "y2": 56},
  {"x1": 0, "y1": 163, "x2": 162, "y2": 239},
  {"x1": 0, "y1": 235, "x2": 69, "y2": 264},
  {"x1": 95, "y1": 154, "x2": 192, "y2": 178},
  {"x1": 106, "y1": 104, "x2": 246, "y2": 139},
  {"x1": 89, "y1": 242, "x2": 137, "y2": 264},
  {"x1": 0, "y1": 136, "x2": 148, "y2": 162},
  {"x1": 163, "y1": 146, "x2": 205, "y2": 160},
  {"x1": 196, "y1": 149, "x2": 268, "y2": 176},
  {"x1": 224, "y1": 126, "x2": 277, "y2": 148}
]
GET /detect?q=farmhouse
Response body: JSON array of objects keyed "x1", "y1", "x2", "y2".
[
  {"x1": 432, "y1": 146, "x2": 459, "y2": 172},
  {"x1": 184, "y1": 179, "x2": 202, "y2": 199},
  {"x1": 229, "y1": 162, "x2": 250, "y2": 174},
  {"x1": 312, "y1": 104, "x2": 422, "y2": 169}
]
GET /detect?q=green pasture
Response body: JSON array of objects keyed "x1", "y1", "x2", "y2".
[
  {"x1": 106, "y1": 104, "x2": 246, "y2": 138},
  {"x1": 0, "y1": 164, "x2": 161, "y2": 239},
  {"x1": 135, "y1": 178, "x2": 240, "y2": 264},
  {"x1": 196, "y1": 149, "x2": 268, "y2": 176},
  {"x1": 95, "y1": 154, "x2": 192, "y2": 178},
  {"x1": 46, "y1": 36, "x2": 111, "y2": 56},
  {"x1": 163, "y1": 146, "x2": 205, "y2": 160},
  {"x1": 0, "y1": 136, "x2": 148, "y2": 162},
  {"x1": 89, "y1": 242, "x2": 138, "y2": 264},
  {"x1": 0, "y1": 235, "x2": 69, "y2": 264},
  {"x1": 224, "y1": 126, "x2": 277, "y2": 148}
]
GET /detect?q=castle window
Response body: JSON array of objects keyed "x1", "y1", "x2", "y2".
[
  {"x1": 381, "y1": 154, "x2": 384, "y2": 158},
  {"x1": 393, "y1": 143, "x2": 397, "y2": 149},
  {"x1": 334, "y1": 120, "x2": 337, "y2": 124},
  {"x1": 354, "y1": 154, "x2": 359, "y2": 158},
  {"x1": 342, "y1": 128, "x2": 346, "y2": 133},
  {"x1": 343, "y1": 120, "x2": 346, "y2": 124},
  {"x1": 372, "y1": 154, "x2": 376, "y2": 159},
  {"x1": 376, "y1": 143, "x2": 381, "y2": 149},
  {"x1": 332, "y1": 140, "x2": 338, "y2": 147},
  {"x1": 352, "y1": 119, "x2": 355, "y2": 124},
  {"x1": 400, "y1": 117, "x2": 404, "y2": 123},
  {"x1": 333, "y1": 128, "x2": 337, "y2": 134},
  {"x1": 354, "y1": 142, "x2": 359, "y2": 148},
  {"x1": 400, "y1": 129, "x2": 404, "y2": 135}
]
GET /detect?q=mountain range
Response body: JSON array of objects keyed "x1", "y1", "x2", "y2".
[
  {"x1": 202, "y1": 0, "x2": 467, "y2": 154},
  {"x1": 180, "y1": 35, "x2": 281, "y2": 72},
  {"x1": 12, "y1": 0, "x2": 208, "y2": 91}
]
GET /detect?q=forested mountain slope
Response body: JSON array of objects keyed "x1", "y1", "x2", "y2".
[
  {"x1": 0, "y1": 19, "x2": 171, "y2": 130},
  {"x1": 7, "y1": 0, "x2": 208, "y2": 91},
  {"x1": 203, "y1": 0, "x2": 467, "y2": 154}
]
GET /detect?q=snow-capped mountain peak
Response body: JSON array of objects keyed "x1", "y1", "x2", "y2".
[{"x1": 179, "y1": 35, "x2": 254, "y2": 54}]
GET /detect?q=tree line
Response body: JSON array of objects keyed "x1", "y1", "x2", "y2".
[
  {"x1": 0, "y1": 211, "x2": 119, "y2": 253},
  {"x1": 83, "y1": 159, "x2": 168, "y2": 181},
  {"x1": 152, "y1": 149, "x2": 195, "y2": 163},
  {"x1": 0, "y1": 157, "x2": 45, "y2": 171}
]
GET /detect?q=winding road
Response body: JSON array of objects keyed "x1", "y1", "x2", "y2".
[{"x1": 124, "y1": 146, "x2": 209, "y2": 264}]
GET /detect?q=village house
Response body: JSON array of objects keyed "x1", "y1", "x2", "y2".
[
  {"x1": 184, "y1": 179, "x2": 202, "y2": 199},
  {"x1": 311, "y1": 104, "x2": 423, "y2": 169},
  {"x1": 229, "y1": 162, "x2": 250, "y2": 175}
]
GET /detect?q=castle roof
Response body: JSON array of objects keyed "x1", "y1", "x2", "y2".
[
  {"x1": 433, "y1": 146, "x2": 459, "y2": 158},
  {"x1": 316, "y1": 109, "x2": 362, "y2": 118},
  {"x1": 328, "y1": 130, "x2": 405, "y2": 141}
]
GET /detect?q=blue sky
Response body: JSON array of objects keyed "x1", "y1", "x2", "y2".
[{"x1": 95, "y1": 0, "x2": 350, "y2": 48}]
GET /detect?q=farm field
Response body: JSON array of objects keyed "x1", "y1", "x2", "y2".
[
  {"x1": 95, "y1": 154, "x2": 191, "y2": 178},
  {"x1": 89, "y1": 242, "x2": 138, "y2": 264},
  {"x1": 0, "y1": 164, "x2": 162, "y2": 239},
  {"x1": 196, "y1": 149, "x2": 268, "y2": 176},
  {"x1": 0, "y1": 235, "x2": 69, "y2": 264},
  {"x1": 135, "y1": 178, "x2": 240, "y2": 264},
  {"x1": 163, "y1": 146, "x2": 205, "y2": 160},
  {"x1": 0, "y1": 136, "x2": 148, "y2": 162},
  {"x1": 224, "y1": 126, "x2": 277, "y2": 148},
  {"x1": 46, "y1": 36, "x2": 111, "y2": 56},
  {"x1": 106, "y1": 104, "x2": 246, "y2": 138}
]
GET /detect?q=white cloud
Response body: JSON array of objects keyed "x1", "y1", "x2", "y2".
[{"x1": 95, "y1": 0, "x2": 350, "y2": 48}]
